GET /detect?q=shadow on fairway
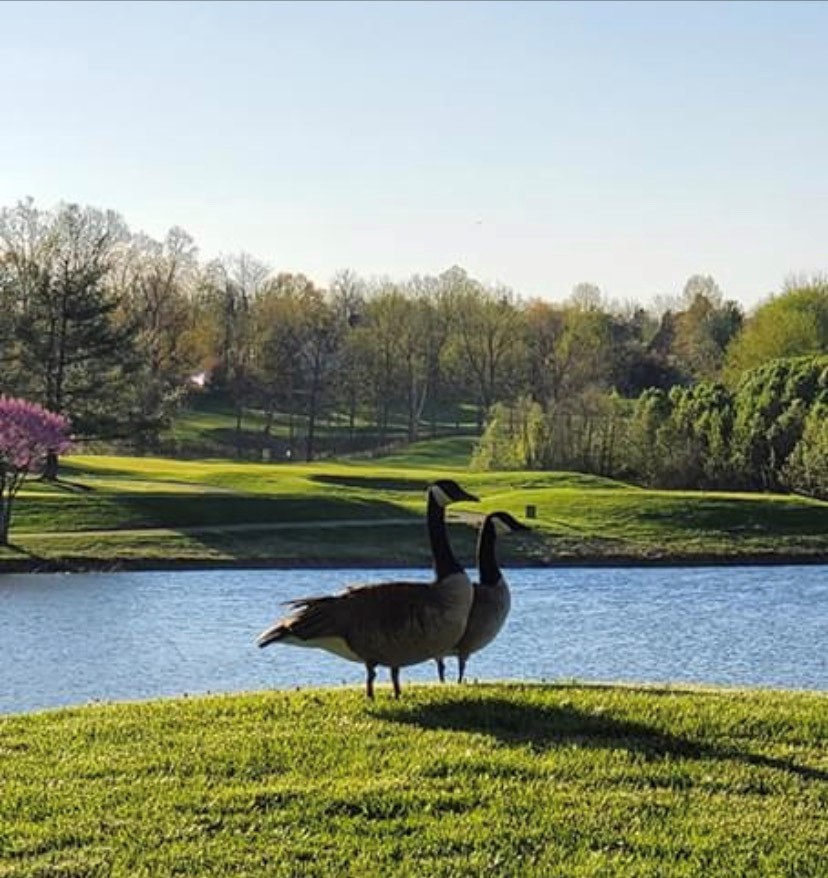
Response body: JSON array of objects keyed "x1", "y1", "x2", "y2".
[
  {"x1": 40, "y1": 477, "x2": 94, "y2": 493},
  {"x1": 310, "y1": 474, "x2": 430, "y2": 493}
]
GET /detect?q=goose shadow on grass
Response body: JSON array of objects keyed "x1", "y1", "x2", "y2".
[{"x1": 374, "y1": 694, "x2": 828, "y2": 784}]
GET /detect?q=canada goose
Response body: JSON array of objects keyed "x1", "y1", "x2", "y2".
[
  {"x1": 256, "y1": 479, "x2": 478, "y2": 698},
  {"x1": 436, "y1": 510, "x2": 530, "y2": 684}
]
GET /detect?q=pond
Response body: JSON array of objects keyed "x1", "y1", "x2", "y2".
[{"x1": 1, "y1": 565, "x2": 826, "y2": 714}]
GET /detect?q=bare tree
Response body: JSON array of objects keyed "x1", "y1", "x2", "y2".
[
  {"x1": 445, "y1": 271, "x2": 524, "y2": 425},
  {"x1": 116, "y1": 227, "x2": 200, "y2": 447},
  {"x1": 202, "y1": 252, "x2": 270, "y2": 454}
]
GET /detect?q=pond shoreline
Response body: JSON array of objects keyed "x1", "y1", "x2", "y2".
[{"x1": 2, "y1": 551, "x2": 826, "y2": 574}]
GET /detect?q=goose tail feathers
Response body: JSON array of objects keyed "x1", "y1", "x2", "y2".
[
  {"x1": 256, "y1": 620, "x2": 290, "y2": 648},
  {"x1": 257, "y1": 596, "x2": 342, "y2": 648}
]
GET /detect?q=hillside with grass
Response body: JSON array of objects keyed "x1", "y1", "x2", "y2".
[
  {"x1": 2, "y1": 684, "x2": 827, "y2": 877},
  {"x1": 159, "y1": 395, "x2": 482, "y2": 462},
  {"x1": 1, "y1": 436, "x2": 826, "y2": 571}
]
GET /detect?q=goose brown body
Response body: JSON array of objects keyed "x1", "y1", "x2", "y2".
[
  {"x1": 268, "y1": 571, "x2": 473, "y2": 668},
  {"x1": 451, "y1": 571, "x2": 511, "y2": 662},
  {"x1": 436, "y1": 511, "x2": 529, "y2": 684},
  {"x1": 257, "y1": 479, "x2": 478, "y2": 698}
]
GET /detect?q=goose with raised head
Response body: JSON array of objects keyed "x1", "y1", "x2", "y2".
[
  {"x1": 436, "y1": 510, "x2": 530, "y2": 684},
  {"x1": 257, "y1": 479, "x2": 478, "y2": 698}
]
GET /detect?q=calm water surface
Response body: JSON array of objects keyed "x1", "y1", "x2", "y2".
[{"x1": 1, "y1": 566, "x2": 826, "y2": 714}]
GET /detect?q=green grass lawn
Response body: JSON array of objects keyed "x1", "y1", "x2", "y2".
[
  {"x1": 164, "y1": 395, "x2": 480, "y2": 459},
  {"x1": 2, "y1": 684, "x2": 827, "y2": 877},
  {"x1": 1, "y1": 441, "x2": 826, "y2": 569}
]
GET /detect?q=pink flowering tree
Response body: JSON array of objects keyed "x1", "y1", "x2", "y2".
[{"x1": 0, "y1": 397, "x2": 72, "y2": 545}]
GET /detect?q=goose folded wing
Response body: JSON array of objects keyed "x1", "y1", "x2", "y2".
[{"x1": 272, "y1": 580, "x2": 431, "y2": 642}]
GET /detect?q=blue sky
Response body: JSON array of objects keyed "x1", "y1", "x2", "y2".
[{"x1": 2, "y1": 0, "x2": 827, "y2": 308}]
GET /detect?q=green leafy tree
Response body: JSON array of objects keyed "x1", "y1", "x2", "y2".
[
  {"x1": 730, "y1": 356, "x2": 828, "y2": 490},
  {"x1": 725, "y1": 280, "x2": 828, "y2": 380},
  {"x1": 622, "y1": 388, "x2": 671, "y2": 484},
  {"x1": 668, "y1": 382, "x2": 736, "y2": 487},
  {"x1": 783, "y1": 402, "x2": 828, "y2": 499},
  {"x1": 672, "y1": 275, "x2": 743, "y2": 380},
  {"x1": 0, "y1": 200, "x2": 139, "y2": 472},
  {"x1": 523, "y1": 294, "x2": 617, "y2": 406},
  {"x1": 472, "y1": 397, "x2": 544, "y2": 471},
  {"x1": 541, "y1": 389, "x2": 625, "y2": 475}
]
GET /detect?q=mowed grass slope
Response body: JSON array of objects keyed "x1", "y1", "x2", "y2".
[
  {"x1": 2, "y1": 684, "x2": 827, "y2": 877},
  {"x1": 1, "y1": 441, "x2": 827, "y2": 568},
  {"x1": 165, "y1": 397, "x2": 481, "y2": 456}
]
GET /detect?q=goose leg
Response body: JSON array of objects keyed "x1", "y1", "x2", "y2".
[
  {"x1": 457, "y1": 655, "x2": 467, "y2": 684},
  {"x1": 365, "y1": 663, "x2": 377, "y2": 699},
  {"x1": 436, "y1": 658, "x2": 446, "y2": 683},
  {"x1": 390, "y1": 666, "x2": 401, "y2": 699}
]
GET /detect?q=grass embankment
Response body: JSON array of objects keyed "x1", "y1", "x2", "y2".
[
  {"x1": 1, "y1": 436, "x2": 826, "y2": 570},
  {"x1": 2, "y1": 684, "x2": 827, "y2": 877},
  {"x1": 165, "y1": 396, "x2": 481, "y2": 458}
]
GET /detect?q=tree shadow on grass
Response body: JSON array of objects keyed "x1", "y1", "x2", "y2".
[
  {"x1": 310, "y1": 474, "x2": 430, "y2": 493},
  {"x1": 39, "y1": 477, "x2": 93, "y2": 493},
  {"x1": 636, "y1": 497, "x2": 828, "y2": 536},
  {"x1": 2, "y1": 492, "x2": 432, "y2": 569},
  {"x1": 374, "y1": 693, "x2": 828, "y2": 783},
  {"x1": 93, "y1": 493, "x2": 436, "y2": 565}
]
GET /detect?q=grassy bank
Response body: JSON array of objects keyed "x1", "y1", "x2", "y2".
[
  {"x1": 1, "y1": 442, "x2": 827, "y2": 570},
  {"x1": 2, "y1": 684, "x2": 827, "y2": 876}
]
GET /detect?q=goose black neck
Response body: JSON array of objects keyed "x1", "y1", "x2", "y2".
[
  {"x1": 477, "y1": 517, "x2": 501, "y2": 586},
  {"x1": 427, "y1": 491, "x2": 464, "y2": 579}
]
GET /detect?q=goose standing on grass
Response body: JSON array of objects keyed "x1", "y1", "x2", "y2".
[
  {"x1": 436, "y1": 511, "x2": 530, "y2": 684},
  {"x1": 257, "y1": 479, "x2": 478, "y2": 699}
]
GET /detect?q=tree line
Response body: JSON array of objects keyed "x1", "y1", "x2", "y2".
[
  {"x1": 1, "y1": 198, "x2": 826, "y2": 497},
  {"x1": 474, "y1": 355, "x2": 828, "y2": 499}
]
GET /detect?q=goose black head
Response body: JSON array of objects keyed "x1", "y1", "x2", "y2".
[
  {"x1": 428, "y1": 479, "x2": 479, "y2": 507},
  {"x1": 487, "y1": 510, "x2": 531, "y2": 536}
]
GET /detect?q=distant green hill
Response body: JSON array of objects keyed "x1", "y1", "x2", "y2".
[
  {"x1": 158, "y1": 394, "x2": 481, "y2": 461},
  {"x1": 366, "y1": 436, "x2": 478, "y2": 468}
]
